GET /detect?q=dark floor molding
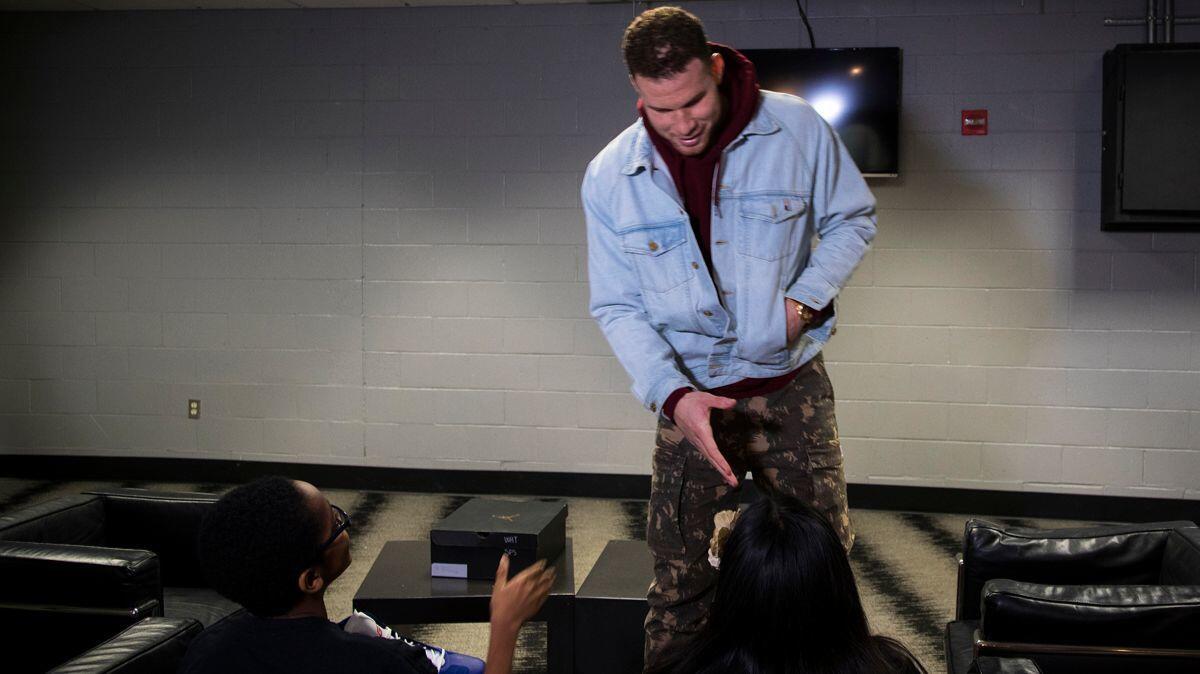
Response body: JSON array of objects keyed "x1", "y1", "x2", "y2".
[
  {"x1": 847, "y1": 483, "x2": 1199, "y2": 525},
  {"x1": 1, "y1": 454, "x2": 1197, "y2": 523}
]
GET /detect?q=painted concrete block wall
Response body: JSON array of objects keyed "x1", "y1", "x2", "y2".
[{"x1": 0, "y1": 0, "x2": 1197, "y2": 497}]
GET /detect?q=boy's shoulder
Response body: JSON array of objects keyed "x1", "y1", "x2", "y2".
[{"x1": 180, "y1": 614, "x2": 431, "y2": 674}]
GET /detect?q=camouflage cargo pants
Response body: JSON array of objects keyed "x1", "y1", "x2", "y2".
[{"x1": 643, "y1": 354, "x2": 853, "y2": 669}]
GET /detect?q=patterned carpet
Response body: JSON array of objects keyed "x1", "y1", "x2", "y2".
[{"x1": 0, "y1": 477, "x2": 1104, "y2": 673}]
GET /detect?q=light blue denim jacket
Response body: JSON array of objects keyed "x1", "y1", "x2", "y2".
[{"x1": 583, "y1": 90, "x2": 877, "y2": 415}]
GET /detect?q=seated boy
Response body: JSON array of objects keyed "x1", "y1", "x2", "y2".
[{"x1": 180, "y1": 476, "x2": 554, "y2": 674}]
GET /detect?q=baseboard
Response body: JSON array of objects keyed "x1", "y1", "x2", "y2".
[
  {"x1": 846, "y1": 484, "x2": 1200, "y2": 524},
  {"x1": 1, "y1": 454, "x2": 1196, "y2": 523}
]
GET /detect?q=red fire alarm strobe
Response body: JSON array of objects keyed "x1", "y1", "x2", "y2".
[{"x1": 962, "y1": 109, "x2": 988, "y2": 135}]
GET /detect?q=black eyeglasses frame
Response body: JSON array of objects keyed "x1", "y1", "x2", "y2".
[{"x1": 315, "y1": 503, "x2": 351, "y2": 558}]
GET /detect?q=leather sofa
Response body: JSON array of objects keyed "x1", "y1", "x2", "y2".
[
  {"x1": 945, "y1": 519, "x2": 1200, "y2": 673},
  {"x1": 0, "y1": 488, "x2": 242, "y2": 671}
]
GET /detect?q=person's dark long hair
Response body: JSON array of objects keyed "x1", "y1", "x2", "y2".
[{"x1": 648, "y1": 494, "x2": 925, "y2": 674}]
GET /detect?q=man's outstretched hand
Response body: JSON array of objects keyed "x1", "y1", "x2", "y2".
[{"x1": 673, "y1": 391, "x2": 739, "y2": 487}]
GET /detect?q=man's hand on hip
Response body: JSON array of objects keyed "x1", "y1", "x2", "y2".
[{"x1": 673, "y1": 391, "x2": 739, "y2": 487}]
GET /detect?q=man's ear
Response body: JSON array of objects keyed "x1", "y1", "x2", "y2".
[
  {"x1": 298, "y1": 565, "x2": 326, "y2": 595},
  {"x1": 710, "y1": 52, "x2": 725, "y2": 83}
]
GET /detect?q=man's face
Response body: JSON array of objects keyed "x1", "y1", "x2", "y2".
[
  {"x1": 633, "y1": 54, "x2": 726, "y2": 157},
  {"x1": 296, "y1": 480, "x2": 351, "y2": 585}
]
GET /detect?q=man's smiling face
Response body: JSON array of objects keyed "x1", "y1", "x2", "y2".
[{"x1": 633, "y1": 53, "x2": 726, "y2": 157}]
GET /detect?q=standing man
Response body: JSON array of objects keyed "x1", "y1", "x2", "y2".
[{"x1": 582, "y1": 7, "x2": 876, "y2": 668}]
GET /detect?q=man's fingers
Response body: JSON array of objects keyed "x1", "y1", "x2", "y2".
[
  {"x1": 687, "y1": 419, "x2": 737, "y2": 486},
  {"x1": 697, "y1": 430, "x2": 738, "y2": 487},
  {"x1": 678, "y1": 394, "x2": 738, "y2": 486},
  {"x1": 710, "y1": 395, "x2": 737, "y2": 410},
  {"x1": 708, "y1": 452, "x2": 738, "y2": 487}
]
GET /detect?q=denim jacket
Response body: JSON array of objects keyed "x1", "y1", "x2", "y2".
[{"x1": 583, "y1": 90, "x2": 877, "y2": 415}]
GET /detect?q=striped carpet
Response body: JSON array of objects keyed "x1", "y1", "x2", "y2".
[{"x1": 0, "y1": 478, "x2": 1104, "y2": 673}]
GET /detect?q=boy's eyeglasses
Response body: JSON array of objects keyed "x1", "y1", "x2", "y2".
[{"x1": 315, "y1": 503, "x2": 351, "y2": 557}]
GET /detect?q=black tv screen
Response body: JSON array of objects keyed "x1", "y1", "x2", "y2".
[
  {"x1": 742, "y1": 47, "x2": 902, "y2": 178},
  {"x1": 1102, "y1": 43, "x2": 1200, "y2": 231}
]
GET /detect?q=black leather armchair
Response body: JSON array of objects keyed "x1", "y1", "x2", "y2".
[
  {"x1": 946, "y1": 519, "x2": 1200, "y2": 674},
  {"x1": 0, "y1": 488, "x2": 242, "y2": 671}
]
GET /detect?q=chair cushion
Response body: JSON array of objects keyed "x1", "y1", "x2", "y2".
[
  {"x1": 981, "y1": 579, "x2": 1200, "y2": 649},
  {"x1": 959, "y1": 520, "x2": 1191, "y2": 621},
  {"x1": 164, "y1": 587, "x2": 244, "y2": 628},
  {"x1": 945, "y1": 619, "x2": 979, "y2": 674},
  {"x1": 0, "y1": 495, "x2": 106, "y2": 545}
]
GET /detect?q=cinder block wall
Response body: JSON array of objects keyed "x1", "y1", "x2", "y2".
[{"x1": 1, "y1": 1, "x2": 1197, "y2": 497}]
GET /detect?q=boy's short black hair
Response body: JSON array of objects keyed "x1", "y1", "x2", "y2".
[
  {"x1": 621, "y1": 6, "x2": 710, "y2": 79},
  {"x1": 198, "y1": 476, "x2": 324, "y2": 617}
]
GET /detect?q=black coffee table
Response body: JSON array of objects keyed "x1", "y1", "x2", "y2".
[
  {"x1": 574, "y1": 540, "x2": 654, "y2": 674},
  {"x1": 353, "y1": 539, "x2": 575, "y2": 673}
]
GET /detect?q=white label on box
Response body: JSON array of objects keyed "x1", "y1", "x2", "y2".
[{"x1": 431, "y1": 562, "x2": 468, "y2": 578}]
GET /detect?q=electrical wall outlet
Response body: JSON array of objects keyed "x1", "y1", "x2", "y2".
[{"x1": 188, "y1": 399, "x2": 200, "y2": 419}]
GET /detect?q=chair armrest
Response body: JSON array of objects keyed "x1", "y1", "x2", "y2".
[
  {"x1": 958, "y1": 519, "x2": 1192, "y2": 620},
  {"x1": 968, "y1": 656, "x2": 1042, "y2": 674},
  {"x1": 49, "y1": 617, "x2": 202, "y2": 674},
  {"x1": 1162, "y1": 528, "x2": 1200, "y2": 585},
  {"x1": 980, "y1": 579, "x2": 1200, "y2": 649},
  {"x1": 88, "y1": 488, "x2": 220, "y2": 503},
  {"x1": 1, "y1": 601, "x2": 161, "y2": 673},
  {"x1": 89, "y1": 489, "x2": 219, "y2": 588},
  {"x1": 0, "y1": 541, "x2": 162, "y2": 608},
  {"x1": 0, "y1": 494, "x2": 106, "y2": 545}
]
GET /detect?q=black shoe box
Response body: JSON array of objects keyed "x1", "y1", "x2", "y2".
[{"x1": 429, "y1": 497, "x2": 567, "y2": 580}]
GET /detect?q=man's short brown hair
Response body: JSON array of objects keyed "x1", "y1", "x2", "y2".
[{"x1": 621, "y1": 6, "x2": 710, "y2": 79}]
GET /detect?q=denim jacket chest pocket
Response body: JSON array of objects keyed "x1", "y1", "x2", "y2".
[
  {"x1": 737, "y1": 195, "x2": 807, "y2": 261},
  {"x1": 619, "y1": 220, "x2": 693, "y2": 293}
]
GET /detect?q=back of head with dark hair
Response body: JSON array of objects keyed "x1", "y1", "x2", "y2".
[
  {"x1": 621, "y1": 6, "x2": 710, "y2": 79},
  {"x1": 649, "y1": 494, "x2": 925, "y2": 674},
  {"x1": 198, "y1": 476, "x2": 323, "y2": 617}
]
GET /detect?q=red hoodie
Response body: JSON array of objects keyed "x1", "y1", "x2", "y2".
[{"x1": 641, "y1": 44, "x2": 801, "y2": 421}]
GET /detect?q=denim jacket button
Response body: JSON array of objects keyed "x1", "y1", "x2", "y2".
[
  {"x1": 648, "y1": 241, "x2": 659, "y2": 251},
  {"x1": 703, "y1": 310, "x2": 713, "y2": 317},
  {"x1": 691, "y1": 261, "x2": 700, "y2": 269}
]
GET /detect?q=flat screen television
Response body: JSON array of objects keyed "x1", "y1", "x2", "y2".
[
  {"x1": 1102, "y1": 43, "x2": 1200, "y2": 231},
  {"x1": 742, "y1": 47, "x2": 902, "y2": 178}
]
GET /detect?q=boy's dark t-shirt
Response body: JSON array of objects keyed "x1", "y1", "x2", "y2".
[{"x1": 179, "y1": 613, "x2": 437, "y2": 674}]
